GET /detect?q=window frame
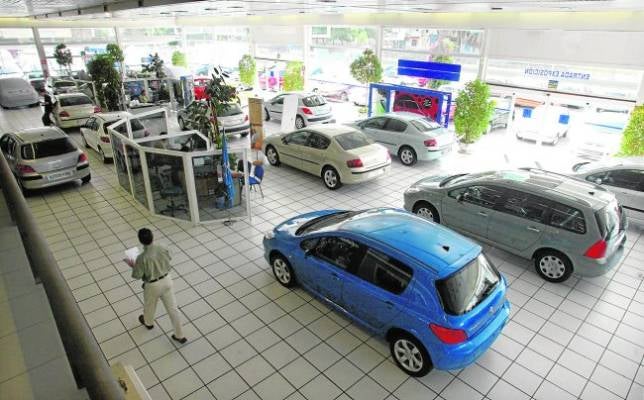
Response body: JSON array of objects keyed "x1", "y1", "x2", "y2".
[
  {"x1": 384, "y1": 118, "x2": 408, "y2": 133},
  {"x1": 494, "y1": 188, "x2": 552, "y2": 224},
  {"x1": 285, "y1": 130, "x2": 311, "y2": 146},
  {"x1": 355, "y1": 247, "x2": 414, "y2": 295},
  {"x1": 361, "y1": 117, "x2": 387, "y2": 130},
  {"x1": 303, "y1": 236, "x2": 366, "y2": 272},
  {"x1": 547, "y1": 201, "x2": 587, "y2": 235},
  {"x1": 448, "y1": 184, "x2": 505, "y2": 210},
  {"x1": 307, "y1": 132, "x2": 331, "y2": 150}
]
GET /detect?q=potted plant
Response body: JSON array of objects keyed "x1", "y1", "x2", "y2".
[
  {"x1": 350, "y1": 49, "x2": 383, "y2": 85},
  {"x1": 87, "y1": 52, "x2": 122, "y2": 111},
  {"x1": 283, "y1": 61, "x2": 304, "y2": 91},
  {"x1": 53, "y1": 43, "x2": 73, "y2": 76},
  {"x1": 453, "y1": 79, "x2": 495, "y2": 153},
  {"x1": 142, "y1": 53, "x2": 166, "y2": 78},
  {"x1": 238, "y1": 54, "x2": 256, "y2": 87},
  {"x1": 618, "y1": 105, "x2": 644, "y2": 156}
]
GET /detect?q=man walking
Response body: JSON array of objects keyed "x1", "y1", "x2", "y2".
[{"x1": 126, "y1": 228, "x2": 187, "y2": 344}]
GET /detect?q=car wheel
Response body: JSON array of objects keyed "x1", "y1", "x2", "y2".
[
  {"x1": 265, "y1": 145, "x2": 280, "y2": 166},
  {"x1": 99, "y1": 147, "x2": 107, "y2": 164},
  {"x1": 264, "y1": 108, "x2": 270, "y2": 121},
  {"x1": 413, "y1": 201, "x2": 440, "y2": 223},
  {"x1": 398, "y1": 146, "x2": 417, "y2": 166},
  {"x1": 271, "y1": 253, "x2": 296, "y2": 288},
  {"x1": 295, "y1": 115, "x2": 305, "y2": 129},
  {"x1": 534, "y1": 250, "x2": 572, "y2": 283},
  {"x1": 81, "y1": 174, "x2": 91, "y2": 185},
  {"x1": 81, "y1": 133, "x2": 89, "y2": 148},
  {"x1": 322, "y1": 166, "x2": 342, "y2": 190},
  {"x1": 390, "y1": 333, "x2": 432, "y2": 377}
]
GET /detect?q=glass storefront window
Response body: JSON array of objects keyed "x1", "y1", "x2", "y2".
[
  {"x1": 0, "y1": 29, "x2": 40, "y2": 78},
  {"x1": 381, "y1": 50, "x2": 479, "y2": 87},
  {"x1": 383, "y1": 28, "x2": 483, "y2": 56},
  {"x1": 146, "y1": 152, "x2": 190, "y2": 220},
  {"x1": 310, "y1": 26, "x2": 376, "y2": 48},
  {"x1": 38, "y1": 28, "x2": 116, "y2": 77},
  {"x1": 125, "y1": 144, "x2": 148, "y2": 208},
  {"x1": 109, "y1": 133, "x2": 132, "y2": 194}
]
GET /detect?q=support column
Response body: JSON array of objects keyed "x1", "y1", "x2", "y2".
[
  {"x1": 477, "y1": 29, "x2": 490, "y2": 81},
  {"x1": 114, "y1": 27, "x2": 127, "y2": 110},
  {"x1": 375, "y1": 25, "x2": 384, "y2": 63},
  {"x1": 637, "y1": 73, "x2": 644, "y2": 106},
  {"x1": 303, "y1": 25, "x2": 310, "y2": 89},
  {"x1": 32, "y1": 28, "x2": 49, "y2": 79}
]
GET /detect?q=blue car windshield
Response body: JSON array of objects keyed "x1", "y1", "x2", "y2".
[
  {"x1": 296, "y1": 211, "x2": 361, "y2": 235},
  {"x1": 436, "y1": 254, "x2": 500, "y2": 316}
]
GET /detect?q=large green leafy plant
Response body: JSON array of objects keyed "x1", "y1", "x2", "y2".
[
  {"x1": 454, "y1": 80, "x2": 494, "y2": 144},
  {"x1": 283, "y1": 61, "x2": 304, "y2": 91},
  {"x1": 87, "y1": 48, "x2": 123, "y2": 111},
  {"x1": 619, "y1": 105, "x2": 644, "y2": 156},
  {"x1": 171, "y1": 50, "x2": 188, "y2": 67},
  {"x1": 238, "y1": 54, "x2": 256, "y2": 87},
  {"x1": 53, "y1": 43, "x2": 73, "y2": 75},
  {"x1": 350, "y1": 49, "x2": 383, "y2": 85},
  {"x1": 142, "y1": 53, "x2": 166, "y2": 78}
]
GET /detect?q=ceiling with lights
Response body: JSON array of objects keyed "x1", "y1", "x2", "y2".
[{"x1": 2, "y1": 0, "x2": 644, "y2": 20}]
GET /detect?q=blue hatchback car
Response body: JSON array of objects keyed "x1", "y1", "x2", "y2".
[{"x1": 263, "y1": 208, "x2": 510, "y2": 376}]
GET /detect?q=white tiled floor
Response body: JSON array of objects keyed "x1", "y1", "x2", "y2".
[{"x1": 1, "y1": 106, "x2": 643, "y2": 400}]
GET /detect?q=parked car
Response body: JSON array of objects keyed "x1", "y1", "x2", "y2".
[
  {"x1": 177, "y1": 101, "x2": 250, "y2": 137},
  {"x1": 0, "y1": 127, "x2": 90, "y2": 192},
  {"x1": 348, "y1": 113, "x2": 455, "y2": 166},
  {"x1": 264, "y1": 92, "x2": 335, "y2": 129},
  {"x1": 193, "y1": 76, "x2": 210, "y2": 100},
  {"x1": 80, "y1": 112, "x2": 147, "y2": 162},
  {"x1": 571, "y1": 159, "x2": 644, "y2": 224},
  {"x1": 404, "y1": 168, "x2": 627, "y2": 283},
  {"x1": 53, "y1": 93, "x2": 100, "y2": 129},
  {"x1": 0, "y1": 77, "x2": 40, "y2": 108},
  {"x1": 263, "y1": 208, "x2": 510, "y2": 376},
  {"x1": 488, "y1": 95, "x2": 512, "y2": 132},
  {"x1": 29, "y1": 78, "x2": 46, "y2": 95},
  {"x1": 48, "y1": 79, "x2": 78, "y2": 95},
  {"x1": 263, "y1": 125, "x2": 390, "y2": 190},
  {"x1": 576, "y1": 109, "x2": 629, "y2": 160},
  {"x1": 514, "y1": 106, "x2": 570, "y2": 145}
]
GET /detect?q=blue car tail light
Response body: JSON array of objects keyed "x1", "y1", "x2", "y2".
[{"x1": 429, "y1": 323, "x2": 467, "y2": 345}]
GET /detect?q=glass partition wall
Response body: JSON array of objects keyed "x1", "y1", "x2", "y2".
[{"x1": 107, "y1": 109, "x2": 251, "y2": 224}]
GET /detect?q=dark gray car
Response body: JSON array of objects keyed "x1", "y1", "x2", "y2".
[{"x1": 404, "y1": 169, "x2": 626, "y2": 282}]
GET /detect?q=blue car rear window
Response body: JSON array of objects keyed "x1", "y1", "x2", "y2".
[
  {"x1": 436, "y1": 254, "x2": 500, "y2": 316},
  {"x1": 296, "y1": 211, "x2": 361, "y2": 235}
]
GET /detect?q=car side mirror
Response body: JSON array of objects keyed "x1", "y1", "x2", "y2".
[
  {"x1": 595, "y1": 178, "x2": 603, "y2": 185},
  {"x1": 456, "y1": 193, "x2": 465, "y2": 202},
  {"x1": 281, "y1": 137, "x2": 289, "y2": 145}
]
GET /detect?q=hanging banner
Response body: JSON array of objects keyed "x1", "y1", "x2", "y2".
[{"x1": 248, "y1": 97, "x2": 264, "y2": 150}]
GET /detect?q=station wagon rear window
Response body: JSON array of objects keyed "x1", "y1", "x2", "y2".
[
  {"x1": 335, "y1": 131, "x2": 372, "y2": 150},
  {"x1": 59, "y1": 96, "x2": 92, "y2": 107},
  {"x1": 436, "y1": 254, "x2": 500, "y2": 316},
  {"x1": 22, "y1": 138, "x2": 76, "y2": 159}
]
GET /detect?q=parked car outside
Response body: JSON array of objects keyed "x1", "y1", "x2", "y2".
[
  {"x1": 514, "y1": 106, "x2": 570, "y2": 145},
  {"x1": 571, "y1": 159, "x2": 644, "y2": 224},
  {"x1": 263, "y1": 125, "x2": 390, "y2": 190},
  {"x1": 264, "y1": 92, "x2": 335, "y2": 129},
  {"x1": 263, "y1": 208, "x2": 510, "y2": 376},
  {"x1": 177, "y1": 100, "x2": 250, "y2": 137},
  {"x1": 487, "y1": 95, "x2": 512, "y2": 132},
  {"x1": 53, "y1": 93, "x2": 100, "y2": 129},
  {"x1": 348, "y1": 112, "x2": 455, "y2": 166},
  {"x1": 80, "y1": 112, "x2": 148, "y2": 162},
  {"x1": 575, "y1": 109, "x2": 629, "y2": 160},
  {"x1": 0, "y1": 77, "x2": 40, "y2": 108},
  {"x1": 404, "y1": 169, "x2": 627, "y2": 282},
  {"x1": 0, "y1": 127, "x2": 91, "y2": 192},
  {"x1": 48, "y1": 79, "x2": 79, "y2": 95},
  {"x1": 193, "y1": 76, "x2": 210, "y2": 100}
]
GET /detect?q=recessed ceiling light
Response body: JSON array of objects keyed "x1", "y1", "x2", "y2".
[
  {"x1": 229, "y1": 5, "x2": 243, "y2": 9},
  {"x1": 247, "y1": 12, "x2": 253, "y2": 15},
  {"x1": 160, "y1": 11, "x2": 170, "y2": 15},
  {"x1": 318, "y1": 0, "x2": 337, "y2": 3},
  {"x1": 491, "y1": 6, "x2": 503, "y2": 10},
  {"x1": 205, "y1": 8, "x2": 216, "y2": 11}
]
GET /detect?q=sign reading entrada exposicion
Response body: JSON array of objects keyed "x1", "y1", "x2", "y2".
[{"x1": 524, "y1": 67, "x2": 591, "y2": 81}]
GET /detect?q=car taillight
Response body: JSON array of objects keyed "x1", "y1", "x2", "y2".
[
  {"x1": 584, "y1": 239, "x2": 607, "y2": 259},
  {"x1": 100, "y1": 136, "x2": 110, "y2": 143},
  {"x1": 78, "y1": 153, "x2": 88, "y2": 164},
  {"x1": 424, "y1": 138, "x2": 438, "y2": 147},
  {"x1": 17, "y1": 164, "x2": 35, "y2": 174},
  {"x1": 59, "y1": 110, "x2": 70, "y2": 117},
  {"x1": 346, "y1": 159, "x2": 363, "y2": 168},
  {"x1": 429, "y1": 323, "x2": 467, "y2": 345},
  {"x1": 302, "y1": 107, "x2": 313, "y2": 115},
  {"x1": 93, "y1": 106, "x2": 101, "y2": 113}
]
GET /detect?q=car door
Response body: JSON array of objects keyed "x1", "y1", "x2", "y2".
[
  {"x1": 341, "y1": 245, "x2": 412, "y2": 330},
  {"x1": 85, "y1": 117, "x2": 99, "y2": 150},
  {"x1": 299, "y1": 236, "x2": 365, "y2": 306},
  {"x1": 268, "y1": 95, "x2": 285, "y2": 120},
  {"x1": 0, "y1": 135, "x2": 16, "y2": 171},
  {"x1": 299, "y1": 132, "x2": 331, "y2": 175},
  {"x1": 277, "y1": 130, "x2": 310, "y2": 170},
  {"x1": 487, "y1": 189, "x2": 549, "y2": 254},
  {"x1": 599, "y1": 169, "x2": 644, "y2": 217},
  {"x1": 441, "y1": 185, "x2": 504, "y2": 240},
  {"x1": 359, "y1": 117, "x2": 389, "y2": 149},
  {"x1": 382, "y1": 117, "x2": 409, "y2": 154}
]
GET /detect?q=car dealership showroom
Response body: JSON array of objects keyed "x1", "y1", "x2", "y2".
[{"x1": 1, "y1": 1, "x2": 644, "y2": 399}]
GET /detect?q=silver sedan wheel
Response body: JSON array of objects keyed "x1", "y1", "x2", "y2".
[
  {"x1": 324, "y1": 169, "x2": 338, "y2": 188},
  {"x1": 393, "y1": 339, "x2": 423, "y2": 373},
  {"x1": 416, "y1": 207, "x2": 434, "y2": 220},
  {"x1": 400, "y1": 148, "x2": 415, "y2": 165},
  {"x1": 539, "y1": 255, "x2": 566, "y2": 279},
  {"x1": 295, "y1": 116, "x2": 305, "y2": 129},
  {"x1": 266, "y1": 147, "x2": 278, "y2": 165},
  {"x1": 273, "y1": 258, "x2": 291, "y2": 285}
]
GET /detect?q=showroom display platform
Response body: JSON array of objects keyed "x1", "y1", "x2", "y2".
[{"x1": 0, "y1": 106, "x2": 643, "y2": 400}]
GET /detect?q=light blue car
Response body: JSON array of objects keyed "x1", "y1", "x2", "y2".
[{"x1": 263, "y1": 208, "x2": 510, "y2": 376}]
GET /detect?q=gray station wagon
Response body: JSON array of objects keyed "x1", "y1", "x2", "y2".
[{"x1": 404, "y1": 169, "x2": 627, "y2": 282}]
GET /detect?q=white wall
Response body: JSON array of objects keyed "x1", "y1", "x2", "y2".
[{"x1": 487, "y1": 29, "x2": 644, "y2": 69}]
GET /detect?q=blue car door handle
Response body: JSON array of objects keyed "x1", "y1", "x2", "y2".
[
  {"x1": 383, "y1": 300, "x2": 395, "y2": 308},
  {"x1": 477, "y1": 211, "x2": 488, "y2": 217}
]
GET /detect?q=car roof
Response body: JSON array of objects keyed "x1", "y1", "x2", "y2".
[
  {"x1": 380, "y1": 112, "x2": 429, "y2": 121},
  {"x1": 338, "y1": 209, "x2": 480, "y2": 277},
  {"x1": 303, "y1": 124, "x2": 359, "y2": 137},
  {"x1": 277, "y1": 92, "x2": 316, "y2": 98},
  {"x1": 95, "y1": 112, "x2": 133, "y2": 122},
  {"x1": 12, "y1": 127, "x2": 67, "y2": 143},
  {"x1": 56, "y1": 92, "x2": 89, "y2": 98},
  {"x1": 462, "y1": 169, "x2": 614, "y2": 209},
  {"x1": 577, "y1": 158, "x2": 644, "y2": 171}
]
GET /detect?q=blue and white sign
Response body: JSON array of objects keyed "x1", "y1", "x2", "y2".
[{"x1": 524, "y1": 67, "x2": 590, "y2": 81}]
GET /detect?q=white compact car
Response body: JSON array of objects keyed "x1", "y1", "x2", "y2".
[
  {"x1": 53, "y1": 93, "x2": 100, "y2": 129},
  {"x1": 80, "y1": 112, "x2": 147, "y2": 162},
  {"x1": 264, "y1": 92, "x2": 335, "y2": 129},
  {"x1": 572, "y1": 159, "x2": 644, "y2": 224},
  {"x1": 515, "y1": 106, "x2": 570, "y2": 145},
  {"x1": 178, "y1": 101, "x2": 250, "y2": 137},
  {"x1": 263, "y1": 125, "x2": 390, "y2": 190}
]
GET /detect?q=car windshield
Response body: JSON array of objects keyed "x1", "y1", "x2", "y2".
[
  {"x1": 410, "y1": 119, "x2": 442, "y2": 132},
  {"x1": 23, "y1": 138, "x2": 76, "y2": 159},
  {"x1": 296, "y1": 211, "x2": 362, "y2": 235},
  {"x1": 59, "y1": 96, "x2": 92, "y2": 107},
  {"x1": 439, "y1": 174, "x2": 470, "y2": 187},
  {"x1": 335, "y1": 131, "x2": 373, "y2": 150},
  {"x1": 56, "y1": 81, "x2": 75, "y2": 87},
  {"x1": 220, "y1": 104, "x2": 242, "y2": 117},
  {"x1": 302, "y1": 95, "x2": 326, "y2": 107},
  {"x1": 436, "y1": 253, "x2": 501, "y2": 316}
]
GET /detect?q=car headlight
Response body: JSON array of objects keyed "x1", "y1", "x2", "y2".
[
  {"x1": 264, "y1": 230, "x2": 275, "y2": 240},
  {"x1": 405, "y1": 186, "x2": 421, "y2": 194}
]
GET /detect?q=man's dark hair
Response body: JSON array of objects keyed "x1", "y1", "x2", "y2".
[{"x1": 138, "y1": 228, "x2": 153, "y2": 245}]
